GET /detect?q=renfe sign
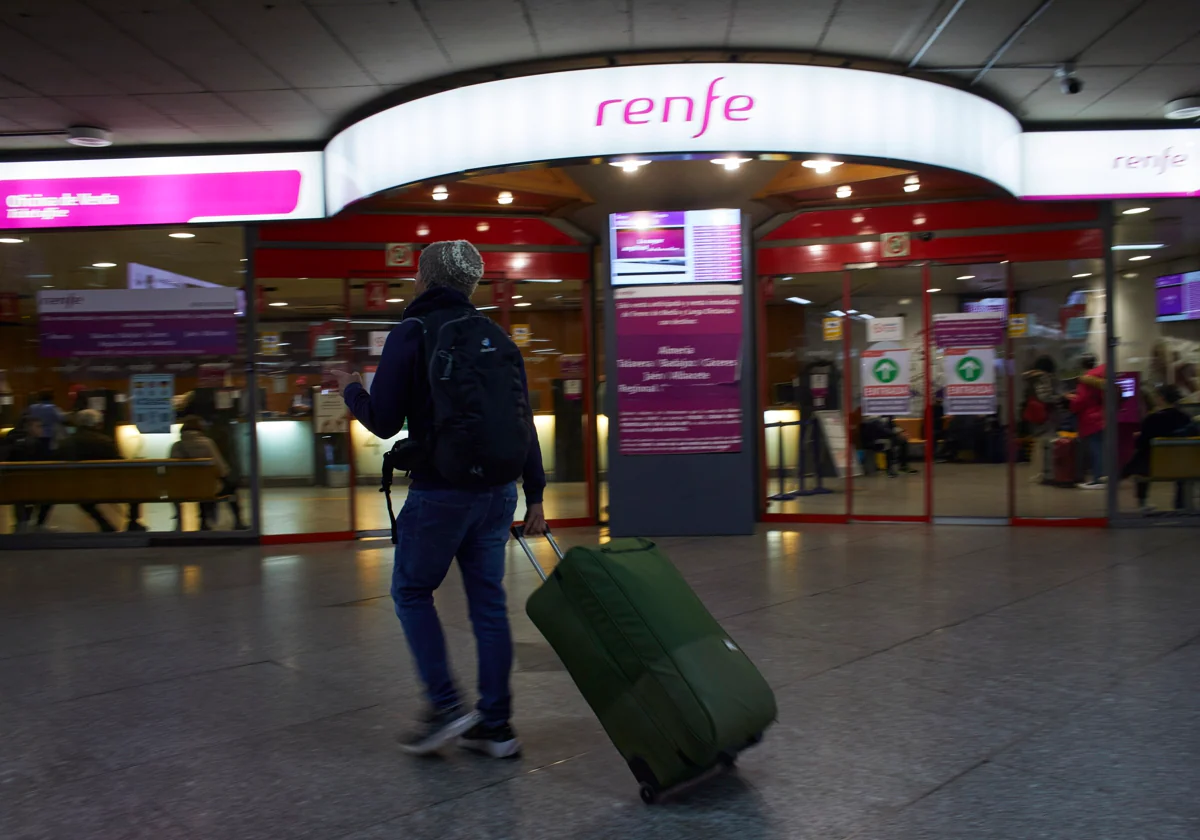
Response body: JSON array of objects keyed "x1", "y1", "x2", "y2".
[
  {"x1": 1022, "y1": 129, "x2": 1199, "y2": 199},
  {"x1": 0, "y1": 152, "x2": 324, "y2": 229},
  {"x1": 325, "y1": 63, "x2": 1023, "y2": 213}
]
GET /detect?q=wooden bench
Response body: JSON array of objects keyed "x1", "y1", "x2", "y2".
[{"x1": 0, "y1": 459, "x2": 223, "y2": 506}]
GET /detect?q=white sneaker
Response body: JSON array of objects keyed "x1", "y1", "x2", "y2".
[
  {"x1": 1077, "y1": 482, "x2": 1105, "y2": 490},
  {"x1": 458, "y1": 722, "x2": 522, "y2": 759}
]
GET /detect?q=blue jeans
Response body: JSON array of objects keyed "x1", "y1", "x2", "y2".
[
  {"x1": 392, "y1": 483, "x2": 518, "y2": 726},
  {"x1": 1083, "y1": 432, "x2": 1105, "y2": 481}
]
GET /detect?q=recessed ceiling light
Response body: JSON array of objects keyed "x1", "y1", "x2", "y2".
[
  {"x1": 0, "y1": 237, "x2": 24, "y2": 244},
  {"x1": 1122, "y1": 206, "x2": 1151, "y2": 215},
  {"x1": 416, "y1": 225, "x2": 430, "y2": 236},
  {"x1": 609, "y1": 159, "x2": 650, "y2": 173},
  {"x1": 898, "y1": 298, "x2": 912, "y2": 305},
  {"x1": 476, "y1": 222, "x2": 490, "y2": 232},
  {"x1": 712, "y1": 156, "x2": 751, "y2": 171},
  {"x1": 904, "y1": 174, "x2": 920, "y2": 193},
  {"x1": 802, "y1": 159, "x2": 843, "y2": 173},
  {"x1": 523, "y1": 278, "x2": 562, "y2": 283},
  {"x1": 497, "y1": 191, "x2": 514, "y2": 204},
  {"x1": 851, "y1": 214, "x2": 865, "y2": 224},
  {"x1": 1111, "y1": 243, "x2": 1165, "y2": 250},
  {"x1": 431, "y1": 185, "x2": 449, "y2": 201},
  {"x1": 477, "y1": 305, "x2": 499, "y2": 311},
  {"x1": 786, "y1": 296, "x2": 811, "y2": 305},
  {"x1": 829, "y1": 309, "x2": 846, "y2": 317},
  {"x1": 42, "y1": 284, "x2": 54, "y2": 288},
  {"x1": 957, "y1": 275, "x2": 975, "y2": 280},
  {"x1": 927, "y1": 288, "x2": 941, "y2": 293},
  {"x1": 91, "y1": 262, "x2": 116, "y2": 268},
  {"x1": 515, "y1": 302, "x2": 531, "y2": 307},
  {"x1": 385, "y1": 298, "x2": 403, "y2": 303},
  {"x1": 835, "y1": 185, "x2": 852, "y2": 199},
  {"x1": 269, "y1": 301, "x2": 288, "y2": 307},
  {"x1": 1129, "y1": 255, "x2": 1151, "y2": 261},
  {"x1": 1165, "y1": 96, "x2": 1200, "y2": 120},
  {"x1": 1073, "y1": 272, "x2": 1093, "y2": 278},
  {"x1": 511, "y1": 295, "x2": 523, "y2": 300},
  {"x1": 512, "y1": 257, "x2": 528, "y2": 269},
  {"x1": 168, "y1": 232, "x2": 195, "y2": 239},
  {"x1": 1123, "y1": 272, "x2": 1138, "y2": 279}
]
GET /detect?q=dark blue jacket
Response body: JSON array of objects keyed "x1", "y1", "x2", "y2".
[{"x1": 342, "y1": 285, "x2": 546, "y2": 504}]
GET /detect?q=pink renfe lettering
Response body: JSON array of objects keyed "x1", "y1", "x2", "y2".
[
  {"x1": 1111, "y1": 147, "x2": 1189, "y2": 175},
  {"x1": 594, "y1": 77, "x2": 755, "y2": 139}
]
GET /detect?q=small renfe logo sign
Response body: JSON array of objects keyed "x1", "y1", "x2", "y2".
[{"x1": 595, "y1": 77, "x2": 754, "y2": 139}]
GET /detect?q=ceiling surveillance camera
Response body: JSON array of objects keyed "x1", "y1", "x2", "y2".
[{"x1": 1055, "y1": 62, "x2": 1083, "y2": 95}]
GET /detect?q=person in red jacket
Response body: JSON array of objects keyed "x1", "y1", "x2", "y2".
[{"x1": 1068, "y1": 354, "x2": 1107, "y2": 489}]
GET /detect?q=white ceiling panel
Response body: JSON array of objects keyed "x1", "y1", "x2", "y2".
[
  {"x1": 920, "y1": 0, "x2": 1055, "y2": 67},
  {"x1": 1081, "y1": 0, "x2": 1200, "y2": 65},
  {"x1": 419, "y1": 0, "x2": 539, "y2": 66},
  {"x1": 0, "y1": 76, "x2": 34, "y2": 99},
  {"x1": 299, "y1": 86, "x2": 385, "y2": 117},
  {"x1": 526, "y1": 0, "x2": 633, "y2": 55},
  {"x1": 312, "y1": 2, "x2": 449, "y2": 86},
  {"x1": 104, "y1": 3, "x2": 288, "y2": 91},
  {"x1": 632, "y1": 0, "x2": 733, "y2": 48},
  {"x1": 0, "y1": 97, "x2": 82, "y2": 130},
  {"x1": 728, "y1": 0, "x2": 836, "y2": 50},
  {"x1": 2, "y1": 0, "x2": 202, "y2": 94},
  {"x1": 54, "y1": 95, "x2": 183, "y2": 131},
  {"x1": 0, "y1": 26, "x2": 118, "y2": 97},
  {"x1": 819, "y1": 0, "x2": 939, "y2": 57},
  {"x1": 198, "y1": 1, "x2": 377, "y2": 88},
  {"x1": 133, "y1": 92, "x2": 261, "y2": 130},
  {"x1": 999, "y1": 0, "x2": 1142, "y2": 65},
  {"x1": 1016, "y1": 65, "x2": 1142, "y2": 119}
]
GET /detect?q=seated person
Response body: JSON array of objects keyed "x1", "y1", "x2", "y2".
[
  {"x1": 1122, "y1": 384, "x2": 1194, "y2": 513},
  {"x1": 5, "y1": 413, "x2": 53, "y2": 533},
  {"x1": 861, "y1": 415, "x2": 917, "y2": 477},
  {"x1": 60, "y1": 409, "x2": 146, "y2": 533},
  {"x1": 170, "y1": 415, "x2": 247, "y2": 530}
]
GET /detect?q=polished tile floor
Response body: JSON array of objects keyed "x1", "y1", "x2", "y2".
[{"x1": 2, "y1": 524, "x2": 1197, "y2": 838}]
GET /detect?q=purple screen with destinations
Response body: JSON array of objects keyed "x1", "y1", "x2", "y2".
[{"x1": 1156, "y1": 272, "x2": 1200, "y2": 322}]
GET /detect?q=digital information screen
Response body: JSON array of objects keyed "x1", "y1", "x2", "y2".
[
  {"x1": 1156, "y1": 271, "x2": 1200, "y2": 323},
  {"x1": 609, "y1": 209, "x2": 742, "y2": 286}
]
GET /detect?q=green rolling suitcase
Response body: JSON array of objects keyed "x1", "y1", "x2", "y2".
[{"x1": 513, "y1": 527, "x2": 776, "y2": 803}]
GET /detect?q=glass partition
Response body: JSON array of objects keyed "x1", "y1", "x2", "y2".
[{"x1": 1, "y1": 226, "x2": 251, "y2": 536}]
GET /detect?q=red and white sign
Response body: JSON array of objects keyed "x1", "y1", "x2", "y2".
[
  {"x1": 943, "y1": 347, "x2": 997, "y2": 415},
  {"x1": 385, "y1": 243, "x2": 414, "y2": 268},
  {"x1": 866, "y1": 316, "x2": 904, "y2": 343},
  {"x1": 364, "y1": 280, "x2": 390, "y2": 310},
  {"x1": 880, "y1": 232, "x2": 911, "y2": 258},
  {"x1": 369, "y1": 331, "x2": 389, "y2": 356},
  {"x1": 861, "y1": 348, "x2": 912, "y2": 416}
]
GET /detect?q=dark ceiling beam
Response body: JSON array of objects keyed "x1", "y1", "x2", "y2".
[{"x1": 971, "y1": 0, "x2": 1057, "y2": 86}]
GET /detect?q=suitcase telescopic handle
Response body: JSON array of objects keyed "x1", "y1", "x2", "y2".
[{"x1": 510, "y1": 524, "x2": 564, "y2": 582}]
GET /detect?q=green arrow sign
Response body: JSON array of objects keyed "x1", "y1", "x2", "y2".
[
  {"x1": 956, "y1": 355, "x2": 983, "y2": 382},
  {"x1": 872, "y1": 357, "x2": 899, "y2": 383}
]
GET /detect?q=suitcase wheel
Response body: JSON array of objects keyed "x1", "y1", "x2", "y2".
[{"x1": 639, "y1": 783, "x2": 659, "y2": 805}]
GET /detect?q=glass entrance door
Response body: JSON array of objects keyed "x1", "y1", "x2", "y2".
[{"x1": 927, "y1": 261, "x2": 1013, "y2": 521}]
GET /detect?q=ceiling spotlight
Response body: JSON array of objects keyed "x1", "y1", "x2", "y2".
[
  {"x1": 712, "y1": 156, "x2": 751, "y2": 171},
  {"x1": 497, "y1": 191, "x2": 514, "y2": 205},
  {"x1": 1165, "y1": 96, "x2": 1200, "y2": 120},
  {"x1": 416, "y1": 225, "x2": 430, "y2": 236},
  {"x1": 957, "y1": 275, "x2": 975, "y2": 280},
  {"x1": 91, "y1": 262, "x2": 117, "y2": 268},
  {"x1": 512, "y1": 256, "x2": 529, "y2": 270},
  {"x1": 1073, "y1": 272, "x2": 1093, "y2": 278},
  {"x1": 904, "y1": 174, "x2": 920, "y2": 193},
  {"x1": 835, "y1": 185, "x2": 852, "y2": 199},
  {"x1": 927, "y1": 288, "x2": 942, "y2": 293},
  {"x1": 898, "y1": 298, "x2": 912, "y2": 305},
  {"x1": 851, "y1": 214, "x2": 865, "y2": 224},
  {"x1": 0, "y1": 237, "x2": 23, "y2": 244},
  {"x1": 385, "y1": 298, "x2": 403, "y2": 303},
  {"x1": 511, "y1": 295, "x2": 523, "y2": 300},
  {"x1": 1122, "y1": 206, "x2": 1151, "y2": 215},
  {"x1": 515, "y1": 302, "x2": 532, "y2": 307},
  {"x1": 65, "y1": 125, "x2": 113, "y2": 147},
  {"x1": 1129, "y1": 255, "x2": 1151, "y2": 261},
  {"x1": 269, "y1": 301, "x2": 288, "y2": 307},
  {"x1": 786, "y1": 297, "x2": 812, "y2": 305},
  {"x1": 609, "y1": 159, "x2": 650, "y2": 173},
  {"x1": 168, "y1": 232, "x2": 195, "y2": 239},
  {"x1": 802, "y1": 159, "x2": 843, "y2": 174},
  {"x1": 476, "y1": 221, "x2": 490, "y2": 232},
  {"x1": 1055, "y1": 61, "x2": 1083, "y2": 95},
  {"x1": 431, "y1": 185, "x2": 449, "y2": 201}
]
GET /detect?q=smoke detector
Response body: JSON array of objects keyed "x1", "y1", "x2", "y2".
[
  {"x1": 1165, "y1": 97, "x2": 1200, "y2": 120},
  {"x1": 65, "y1": 126, "x2": 113, "y2": 147}
]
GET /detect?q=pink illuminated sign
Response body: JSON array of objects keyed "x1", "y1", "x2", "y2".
[{"x1": 1, "y1": 170, "x2": 303, "y2": 228}]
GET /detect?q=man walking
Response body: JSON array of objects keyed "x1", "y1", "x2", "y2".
[{"x1": 334, "y1": 240, "x2": 546, "y2": 759}]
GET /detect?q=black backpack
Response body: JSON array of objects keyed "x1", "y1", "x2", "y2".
[{"x1": 419, "y1": 307, "x2": 533, "y2": 485}]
